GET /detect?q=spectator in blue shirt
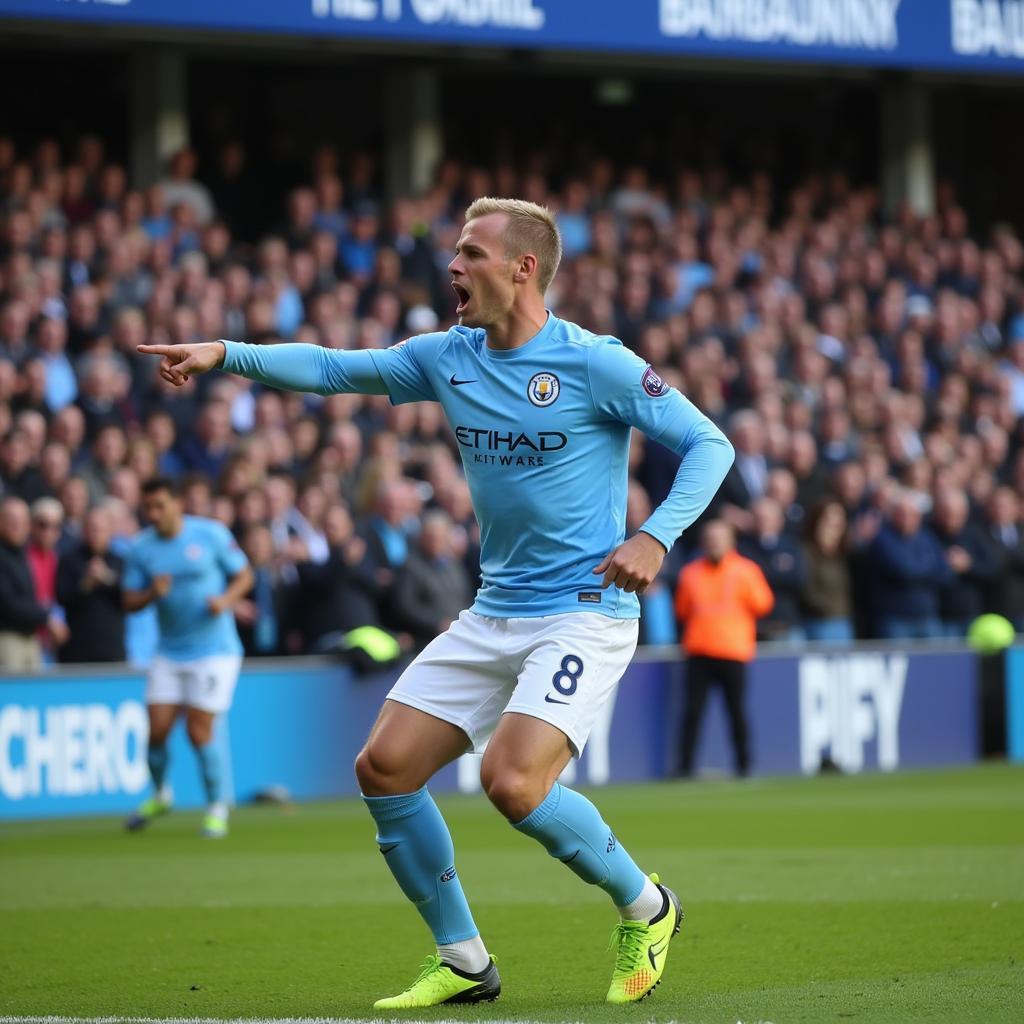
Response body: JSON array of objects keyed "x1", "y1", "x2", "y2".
[
  {"x1": 235, "y1": 522, "x2": 283, "y2": 657},
  {"x1": 313, "y1": 173, "x2": 347, "y2": 240},
  {"x1": 340, "y1": 202, "x2": 380, "y2": 285},
  {"x1": 140, "y1": 185, "x2": 172, "y2": 242},
  {"x1": 670, "y1": 233, "x2": 714, "y2": 312},
  {"x1": 740, "y1": 497, "x2": 807, "y2": 642},
  {"x1": 175, "y1": 401, "x2": 234, "y2": 480},
  {"x1": 35, "y1": 317, "x2": 77, "y2": 413},
  {"x1": 866, "y1": 490, "x2": 952, "y2": 639},
  {"x1": 555, "y1": 180, "x2": 592, "y2": 259},
  {"x1": 143, "y1": 410, "x2": 185, "y2": 478}
]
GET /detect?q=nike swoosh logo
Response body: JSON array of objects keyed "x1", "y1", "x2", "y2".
[
  {"x1": 379, "y1": 843, "x2": 399, "y2": 856},
  {"x1": 544, "y1": 694, "x2": 570, "y2": 705},
  {"x1": 648, "y1": 938, "x2": 669, "y2": 971},
  {"x1": 449, "y1": 374, "x2": 478, "y2": 386},
  {"x1": 559, "y1": 851, "x2": 579, "y2": 864}
]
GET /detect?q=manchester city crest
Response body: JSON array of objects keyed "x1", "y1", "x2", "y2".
[{"x1": 527, "y1": 372, "x2": 560, "y2": 407}]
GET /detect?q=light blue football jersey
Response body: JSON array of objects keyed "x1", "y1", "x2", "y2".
[
  {"x1": 122, "y1": 515, "x2": 248, "y2": 660},
  {"x1": 222, "y1": 313, "x2": 733, "y2": 620}
]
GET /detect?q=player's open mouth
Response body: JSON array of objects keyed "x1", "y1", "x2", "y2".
[{"x1": 452, "y1": 282, "x2": 471, "y2": 313}]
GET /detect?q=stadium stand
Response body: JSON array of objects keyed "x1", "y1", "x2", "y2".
[{"x1": 2, "y1": 135, "x2": 1024, "y2": 661}]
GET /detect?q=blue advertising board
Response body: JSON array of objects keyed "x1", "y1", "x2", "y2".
[
  {"x1": 691, "y1": 648, "x2": 979, "y2": 775},
  {"x1": 0, "y1": 1, "x2": 1023, "y2": 75},
  {"x1": 1006, "y1": 647, "x2": 1024, "y2": 761},
  {"x1": 1, "y1": 645, "x2": 980, "y2": 819},
  {"x1": 0, "y1": 663, "x2": 397, "y2": 819}
]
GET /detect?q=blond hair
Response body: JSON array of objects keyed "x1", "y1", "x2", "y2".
[{"x1": 465, "y1": 197, "x2": 562, "y2": 294}]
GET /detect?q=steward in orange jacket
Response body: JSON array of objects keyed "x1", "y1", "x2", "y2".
[
  {"x1": 674, "y1": 521, "x2": 774, "y2": 776},
  {"x1": 675, "y1": 542, "x2": 774, "y2": 662}
]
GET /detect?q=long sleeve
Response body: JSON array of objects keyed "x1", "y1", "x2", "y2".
[
  {"x1": 639, "y1": 419, "x2": 734, "y2": 551},
  {"x1": 587, "y1": 341, "x2": 735, "y2": 551},
  {"x1": 221, "y1": 340, "x2": 390, "y2": 397}
]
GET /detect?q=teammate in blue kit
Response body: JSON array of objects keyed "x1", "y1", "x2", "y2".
[
  {"x1": 122, "y1": 477, "x2": 253, "y2": 839},
  {"x1": 138, "y1": 198, "x2": 734, "y2": 1004}
]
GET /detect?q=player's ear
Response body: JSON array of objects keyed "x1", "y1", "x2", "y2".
[{"x1": 514, "y1": 253, "x2": 537, "y2": 283}]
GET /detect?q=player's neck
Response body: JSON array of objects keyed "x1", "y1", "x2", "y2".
[
  {"x1": 158, "y1": 518, "x2": 184, "y2": 539},
  {"x1": 484, "y1": 302, "x2": 548, "y2": 352}
]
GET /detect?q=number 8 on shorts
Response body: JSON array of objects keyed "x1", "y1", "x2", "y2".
[{"x1": 552, "y1": 655, "x2": 584, "y2": 697}]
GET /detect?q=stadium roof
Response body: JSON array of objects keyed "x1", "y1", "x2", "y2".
[{"x1": 2, "y1": 0, "x2": 1024, "y2": 76}]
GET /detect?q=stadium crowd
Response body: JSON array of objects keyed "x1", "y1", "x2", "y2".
[{"x1": 3, "y1": 134, "x2": 1024, "y2": 668}]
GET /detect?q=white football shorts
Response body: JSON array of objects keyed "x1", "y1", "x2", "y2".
[
  {"x1": 386, "y1": 609, "x2": 639, "y2": 755},
  {"x1": 146, "y1": 653, "x2": 243, "y2": 714}
]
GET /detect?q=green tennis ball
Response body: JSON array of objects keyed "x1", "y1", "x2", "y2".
[
  {"x1": 966, "y1": 614, "x2": 1016, "y2": 655},
  {"x1": 343, "y1": 625, "x2": 401, "y2": 663}
]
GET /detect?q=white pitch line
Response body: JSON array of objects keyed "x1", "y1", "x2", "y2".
[
  {"x1": 0, "y1": 1017, "x2": 747, "y2": 1024},
  {"x1": 0, "y1": 1017, "x2": 728, "y2": 1024},
  {"x1": 0, "y1": 1019, "x2": 532, "y2": 1024},
  {"x1": 2, "y1": 1015, "x2": 520, "y2": 1024},
  {"x1": 0, "y1": 1018, "x2": 594, "y2": 1024}
]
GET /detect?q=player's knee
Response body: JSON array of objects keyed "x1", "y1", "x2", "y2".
[
  {"x1": 186, "y1": 720, "x2": 212, "y2": 747},
  {"x1": 353, "y1": 747, "x2": 377, "y2": 792},
  {"x1": 354, "y1": 741, "x2": 408, "y2": 796},
  {"x1": 481, "y1": 765, "x2": 542, "y2": 822}
]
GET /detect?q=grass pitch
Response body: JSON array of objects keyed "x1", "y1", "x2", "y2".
[{"x1": 1, "y1": 765, "x2": 1022, "y2": 1023}]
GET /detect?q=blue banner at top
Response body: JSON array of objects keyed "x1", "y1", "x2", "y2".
[{"x1": 1, "y1": 1, "x2": 1024, "y2": 75}]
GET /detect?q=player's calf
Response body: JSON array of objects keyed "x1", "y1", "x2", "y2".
[
  {"x1": 511, "y1": 782, "x2": 650, "y2": 905},
  {"x1": 186, "y1": 706, "x2": 232, "y2": 838}
]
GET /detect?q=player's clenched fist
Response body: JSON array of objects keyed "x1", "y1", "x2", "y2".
[
  {"x1": 137, "y1": 341, "x2": 226, "y2": 386},
  {"x1": 151, "y1": 574, "x2": 173, "y2": 598},
  {"x1": 592, "y1": 531, "x2": 667, "y2": 594}
]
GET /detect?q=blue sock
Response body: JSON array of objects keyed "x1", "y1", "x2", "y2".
[
  {"x1": 147, "y1": 742, "x2": 168, "y2": 790},
  {"x1": 195, "y1": 743, "x2": 221, "y2": 804},
  {"x1": 363, "y1": 787, "x2": 479, "y2": 944},
  {"x1": 513, "y1": 783, "x2": 646, "y2": 907}
]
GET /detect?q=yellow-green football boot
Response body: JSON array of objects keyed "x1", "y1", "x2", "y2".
[
  {"x1": 606, "y1": 874, "x2": 683, "y2": 1003},
  {"x1": 124, "y1": 795, "x2": 171, "y2": 832},
  {"x1": 373, "y1": 954, "x2": 500, "y2": 1009},
  {"x1": 199, "y1": 811, "x2": 229, "y2": 839}
]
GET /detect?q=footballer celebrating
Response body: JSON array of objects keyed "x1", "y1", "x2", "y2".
[
  {"x1": 122, "y1": 477, "x2": 253, "y2": 839},
  {"x1": 138, "y1": 198, "x2": 734, "y2": 1005}
]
